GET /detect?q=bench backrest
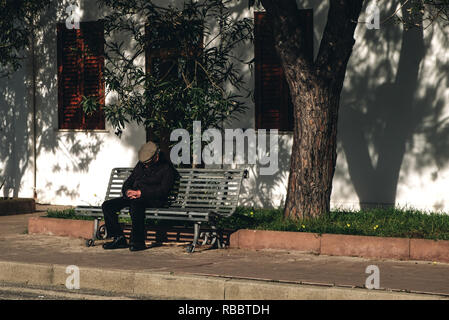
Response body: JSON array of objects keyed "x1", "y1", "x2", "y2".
[{"x1": 105, "y1": 167, "x2": 246, "y2": 217}]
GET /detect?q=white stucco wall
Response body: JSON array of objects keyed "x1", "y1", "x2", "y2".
[
  {"x1": 1, "y1": 0, "x2": 448, "y2": 211},
  {"x1": 335, "y1": 1, "x2": 449, "y2": 211},
  {"x1": 1, "y1": 0, "x2": 148, "y2": 205},
  {"x1": 0, "y1": 61, "x2": 35, "y2": 199}
]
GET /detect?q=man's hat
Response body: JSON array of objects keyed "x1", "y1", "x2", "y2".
[{"x1": 138, "y1": 141, "x2": 159, "y2": 163}]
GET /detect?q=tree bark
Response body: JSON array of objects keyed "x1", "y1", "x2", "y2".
[
  {"x1": 285, "y1": 82, "x2": 341, "y2": 218},
  {"x1": 260, "y1": 0, "x2": 364, "y2": 219}
]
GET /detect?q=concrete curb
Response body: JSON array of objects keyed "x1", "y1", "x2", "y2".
[
  {"x1": 0, "y1": 260, "x2": 447, "y2": 300},
  {"x1": 230, "y1": 229, "x2": 449, "y2": 263}
]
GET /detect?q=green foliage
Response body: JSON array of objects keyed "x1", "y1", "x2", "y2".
[
  {"x1": 402, "y1": 0, "x2": 449, "y2": 28},
  {"x1": 0, "y1": 0, "x2": 52, "y2": 78},
  {"x1": 81, "y1": 95, "x2": 101, "y2": 116},
  {"x1": 47, "y1": 208, "x2": 130, "y2": 224},
  {"x1": 46, "y1": 208, "x2": 94, "y2": 221},
  {"x1": 96, "y1": 0, "x2": 253, "y2": 146}
]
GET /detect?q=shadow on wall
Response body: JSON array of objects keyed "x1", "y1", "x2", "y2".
[
  {"x1": 0, "y1": 0, "x2": 105, "y2": 200},
  {"x1": 0, "y1": 67, "x2": 30, "y2": 197},
  {"x1": 3, "y1": 0, "x2": 447, "y2": 208},
  {"x1": 238, "y1": 0, "x2": 448, "y2": 209},
  {"x1": 238, "y1": 133, "x2": 292, "y2": 208},
  {"x1": 338, "y1": 0, "x2": 449, "y2": 209}
]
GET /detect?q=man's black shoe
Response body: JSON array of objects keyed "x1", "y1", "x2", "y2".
[
  {"x1": 102, "y1": 236, "x2": 128, "y2": 250},
  {"x1": 129, "y1": 243, "x2": 147, "y2": 251}
]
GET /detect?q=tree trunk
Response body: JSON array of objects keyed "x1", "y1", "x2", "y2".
[
  {"x1": 261, "y1": 0, "x2": 364, "y2": 219},
  {"x1": 284, "y1": 81, "x2": 340, "y2": 218}
]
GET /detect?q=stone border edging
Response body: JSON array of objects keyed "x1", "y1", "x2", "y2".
[
  {"x1": 28, "y1": 217, "x2": 95, "y2": 239},
  {"x1": 229, "y1": 229, "x2": 449, "y2": 263},
  {"x1": 0, "y1": 260, "x2": 446, "y2": 300}
]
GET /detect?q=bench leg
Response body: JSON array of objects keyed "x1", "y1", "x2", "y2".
[
  {"x1": 211, "y1": 225, "x2": 223, "y2": 249},
  {"x1": 209, "y1": 225, "x2": 224, "y2": 249},
  {"x1": 85, "y1": 217, "x2": 108, "y2": 247},
  {"x1": 86, "y1": 217, "x2": 100, "y2": 247},
  {"x1": 187, "y1": 222, "x2": 201, "y2": 253},
  {"x1": 199, "y1": 225, "x2": 224, "y2": 250}
]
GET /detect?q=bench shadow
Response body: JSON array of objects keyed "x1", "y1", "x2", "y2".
[{"x1": 118, "y1": 224, "x2": 234, "y2": 249}]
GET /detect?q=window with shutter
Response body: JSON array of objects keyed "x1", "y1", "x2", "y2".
[
  {"x1": 145, "y1": 23, "x2": 203, "y2": 79},
  {"x1": 57, "y1": 21, "x2": 105, "y2": 130},
  {"x1": 254, "y1": 10, "x2": 313, "y2": 131},
  {"x1": 144, "y1": 22, "x2": 203, "y2": 147}
]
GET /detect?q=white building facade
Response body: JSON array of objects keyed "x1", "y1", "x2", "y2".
[{"x1": 1, "y1": 0, "x2": 448, "y2": 211}]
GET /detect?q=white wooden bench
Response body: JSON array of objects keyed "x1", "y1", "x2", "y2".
[{"x1": 75, "y1": 167, "x2": 247, "y2": 252}]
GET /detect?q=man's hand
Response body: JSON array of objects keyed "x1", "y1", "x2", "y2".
[{"x1": 126, "y1": 189, "x2": 141, "y2": 199}]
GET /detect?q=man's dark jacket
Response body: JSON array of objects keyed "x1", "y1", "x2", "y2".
[{"x1": 121, "y1": 152, "x2": 178, "y2": 203}]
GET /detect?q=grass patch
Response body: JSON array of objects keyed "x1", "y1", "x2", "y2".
[
  {"x1": 47, "y1": 208, "x2": 136, "y2": 225},
  {"x1": 46, "y1": 209, "x2": 94, "y2": 220},
  {"x1": 45, "y1": 206, "x2": 449, "y2": 240},
  {"x1": 217, "y1": 207, "x2": 449, "y2": 241}
]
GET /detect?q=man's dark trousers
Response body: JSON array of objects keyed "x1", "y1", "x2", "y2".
[{"x1": 102, "y1": 197, "x2": 161, "y2": 245}]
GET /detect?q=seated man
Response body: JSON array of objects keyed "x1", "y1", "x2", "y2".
[{"x1": 101, "y1": 141, "x2": 177, "y2": 251}]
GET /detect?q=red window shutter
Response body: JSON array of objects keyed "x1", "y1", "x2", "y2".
[
  {"x1": 57, "y1": 24, "x2": 83, "y2": 129},
  {"x1": 57, "y1": 21, "x2": 105, "y2": 130},
  {"x1": 145, "y1": 23, "x2": 203, "y2": 78},
  {"x1": 81, "y1": 21, "x2": 105, "y2": 130},
  {"x1": 254, "y1": 10, "x2": 313, "y2": 131}
]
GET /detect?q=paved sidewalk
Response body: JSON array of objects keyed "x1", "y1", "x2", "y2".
[{"x1": 1, "y1": 207, "x2": 449, "y2": 299}]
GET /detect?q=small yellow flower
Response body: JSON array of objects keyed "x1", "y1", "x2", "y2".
[
  {"x1": 93, "y1": 193, "x2": 97, "y2": 197},
  {"x1": 346, "y1": 223, "x2": 351, "y2": 227},
  {"x1": 302, "y1": 224, "x2": 306, "y2": 229},
  {"x1": 250, "y1": 211, "x2": 254, "y2": 216},
  {"x1": 374, "y1": 225, "x2": 379, "y2": 230}
]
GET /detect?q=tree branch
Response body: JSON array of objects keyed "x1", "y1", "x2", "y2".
[
  {"x1": 260, "y1": 0, "x2": 314, "y2": 82},
  {"x1": 315, "y1": 0, "x2": 364, "y2": 85}
]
